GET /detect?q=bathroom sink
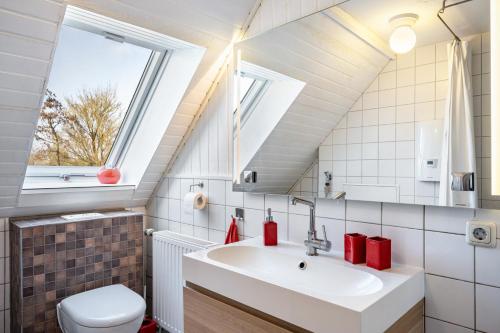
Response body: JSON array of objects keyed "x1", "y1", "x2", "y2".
[
  {"x1": 183, "y1": 237, "x2": 424, "y2": 333},
  {"x1": 207, "y1": 245, "x2": 383, "y2": 297}
]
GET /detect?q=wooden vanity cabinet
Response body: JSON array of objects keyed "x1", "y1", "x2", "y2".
[{"x1": 183, "y1": 284, "x2": 424, "y2": 333}]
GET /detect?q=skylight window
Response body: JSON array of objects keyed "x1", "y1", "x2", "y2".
[
  {"x1": 235, "y1": 73, "x2": 269, "y2": 128},
  {"x1": 25, "y1": 6, "x2": 169, "y2": 184}
]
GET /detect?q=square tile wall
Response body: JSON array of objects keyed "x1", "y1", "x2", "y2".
[
  {"x1": 148, "y1": 176, "x2": 500, "y2": 332},
  {"x1": 9, "y1": 212, "x2": 143, "y2": 333},
  {"x1": 318, "y1": 33, "x2": 495, "y2": 208}
]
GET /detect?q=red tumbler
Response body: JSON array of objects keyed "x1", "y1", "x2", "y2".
[
  {"x1": 366, "y1": 237, "x2": 391, "y2": 270},
  {"x1": 344, "y1": 233, "x2": 367, "y2": 264}
]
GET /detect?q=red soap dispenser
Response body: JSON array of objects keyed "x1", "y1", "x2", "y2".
[{"x1": 263, "y1": 208, "x2": 278, "y2": 246}]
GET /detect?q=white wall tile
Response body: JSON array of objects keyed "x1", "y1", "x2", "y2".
[
  {"x1": 168, "y1": 177, "x2": 181, "y2": 199},
  {"x1": 289, "y1": 213, "x2": 309, "y2": 243},
  {"x1": 476, "y1": 244, "x2": 500, "y2": 287},
  {"x1": 208, "y1": 204, "x2": 226, "y2": 231},
  {"x1": 379, "y1": 106, "x2": 396, "y2": 124},
  {"x1": 379, "y1": 89, "x2": 396, "y2": 107},
  {"x1": 416, "y1": 44, "x2": 435, "y2": 65},
  {"x1": 208, "y1": 179, "x2": 226, "y2": 205},
  {"x1": 425, "y1": 274, "x2": 474, "y2": 329},
  {"x1": 226, "y1": 181, "x2": 243, "y2": 207},
  {"x1": 362, "y1": 143, "x2": 378, "y2": 159},
  {"x1": 379, "y1": 71, "x2": 396, "y2": 90},
  {"x1": 397, "y1": 50, "x2": 415, "y2": 69},
  {"x1": 476, "y1": 284, "x2": 500, "y2": 333},
  {"x1": 346, "y1": 200, "x2": 381, "y2": 223},
  {"x1": 382, "y1": 225, "x2": 423, "y2": 267},
  {"x1": 168, "y1": 198, "x2": 181, "y2": 221},
  {"x1": 244, "y1": 193, "x2": 264, "y2": 210},
  {"x1": 244, "y1": 208, "x2": 264, "y2": 238},
  {"x1": 397, "y1": 68, "x2": 415, "y2": 87},
  {"x1": 348, "y1": 111, "x2": 362, "y2": 127},
  {"x1": 378, "y1": 142, "x2": 396, "y2": 159},
  {"x1": 396, "y1": 104, "x2": 414, "y2": 123},
  {"x1": 316, "y1": 199, "x2": 345, "y2": 219},
  {"x1": 425, "y1": 206, "x2": 474, "y2": 234},
  {"x1": 265, "y1": 194, "x2": 288, "y2": 213},
  {"x1": 317, "y1": 217, "x2": 345, "y2": 252},
  {"x1": 425, "y1": 231, "x2": 474, "y2": 281},
  {"x1": 382, "y1": 203, "x2": 423, "y2": 229},
  {"x1": 363, "y1": 109, "x2": 378, "y2": 126},
  {"x1": 415, "y1": 63, "x2": 435, "y2": 84},
  {"x1": 363, "y1": 91, "x2": 378, "y2": 109},
  {"x1": 378, "y1": 124, "x2": 395, "y2": 142},
  {"x1": 396, "y1": 86, "x2": 415, "y2": 105},
  {"x1": 424, "y1": 317, "x2": 473, "y2": 333},
  {"x1": 346, "y1": 220, "x2": 380, "y2": 236}
]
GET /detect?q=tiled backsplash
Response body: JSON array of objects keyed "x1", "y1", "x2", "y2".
[
  {"x1": 318, "y1": 33, "x2": 494, "y2": 208},
  {"x1": 147, "y1": 176, "x2": 500, "y2": 332},
  {"x1": 10, "y1": 211, "x2": 144, "y2": 333}
]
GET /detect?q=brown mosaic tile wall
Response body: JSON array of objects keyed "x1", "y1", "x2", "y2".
[{"x1": 10, "y1": 211, "x2": 144, "y2": 333}]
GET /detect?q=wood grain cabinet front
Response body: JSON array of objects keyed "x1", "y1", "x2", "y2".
[{"x1": 183, "y1": 285, "x2": 424, "y2": 333}]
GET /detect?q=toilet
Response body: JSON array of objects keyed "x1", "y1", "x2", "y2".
[{"x1": 57, "y1": 284, "x2": 146, "y2": 333}]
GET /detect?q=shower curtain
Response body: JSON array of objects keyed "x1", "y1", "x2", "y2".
[{"x1": 439, "y1": 40, "x2": 477, "y2": 208}]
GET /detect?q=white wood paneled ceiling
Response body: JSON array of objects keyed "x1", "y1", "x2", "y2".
[
  {"x1": 0, "y1": 0, "x2": 66, "y2": 210},
  {"x1": 0, "y1": 0, "x2": 256, "y2": 214},
  {"x1": 340, "y1": 0, "x2": 490, "y2": 47},
  {"x1": 237, "y1": 7, "x2": 391, "y2": 193}
]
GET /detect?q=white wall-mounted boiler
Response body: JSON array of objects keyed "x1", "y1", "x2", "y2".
[{"x1": 415, "y1": 120, "x2": 444, "y2": 182}]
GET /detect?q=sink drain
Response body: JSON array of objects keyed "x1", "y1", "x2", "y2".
[{"x1": 298, "y1": 260, "x2": 307, "y2": 270}]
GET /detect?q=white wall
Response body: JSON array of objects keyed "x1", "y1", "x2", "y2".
[
  {"x1": 318, "y1": 33, "x2": 494, "y2": 207},
  {"x1": 146, "y1": 6, "x2": 500, "y2": 331}
]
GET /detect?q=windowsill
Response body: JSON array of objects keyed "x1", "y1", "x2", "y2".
[{"x1": 22, "y1": 181, "x2": 135, "y2": 192}]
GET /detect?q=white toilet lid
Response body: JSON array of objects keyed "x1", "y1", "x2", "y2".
[{"x1": 59, "y1": 284, "x2": 146, "y2": 328}]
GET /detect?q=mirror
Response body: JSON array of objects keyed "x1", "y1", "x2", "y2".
[{"x1": 233, "y1": 0, "x2": 493, "y2": 209}]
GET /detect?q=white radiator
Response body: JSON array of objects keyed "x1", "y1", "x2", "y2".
[{"x1": 152, "y1": 230, "x2": 215, "y2": 333}]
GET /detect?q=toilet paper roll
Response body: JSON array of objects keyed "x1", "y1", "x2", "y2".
[{"x1": 183, "y1": 191, "x2": 208, "y2": 213}]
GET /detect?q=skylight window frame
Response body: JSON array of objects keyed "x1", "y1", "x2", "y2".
[
  {"x1": 24, "y1": 5, "x2": 171, "y2": 186},
  {"x1": 234, "y1": 72, "x2": 270, "y2": 129}
]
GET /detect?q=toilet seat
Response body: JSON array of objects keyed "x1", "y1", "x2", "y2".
[{"x1": 57, "y1": 284, "x2": 146, "y2": 333}]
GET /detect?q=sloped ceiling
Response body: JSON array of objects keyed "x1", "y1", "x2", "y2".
[
  {"x1": 0, "y1": 0, "x2": 256, "y2": 213},
  {"x1": 0, "y1": 0, "x2": 66, "y2": 209},
  {"x1": 237, "y1": 8, "x2": 391, "y2": 193}
]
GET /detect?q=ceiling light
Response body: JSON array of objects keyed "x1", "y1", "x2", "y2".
[{"x1": 389, "y1": 13, "x2": 418, "y2": 54}]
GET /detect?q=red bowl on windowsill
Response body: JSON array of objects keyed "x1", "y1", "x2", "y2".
[{"x1": 97, "y1": 167, "x2": 121, "y2": 184}]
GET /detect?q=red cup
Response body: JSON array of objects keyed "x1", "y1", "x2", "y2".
[
  {"x1": 344, "y1": 233, "x2": 367, "y2": 264},
  {"x1": 366, "y1": 237, "x2": 391, "y2": 270}
]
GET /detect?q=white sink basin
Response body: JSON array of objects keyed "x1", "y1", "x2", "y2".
[
  {"x1": 207, "y1": 245, "x2": 383, "y2": 297},
  {"x1": 183, "y1": 237, "x2": 424, "y2": 333}
]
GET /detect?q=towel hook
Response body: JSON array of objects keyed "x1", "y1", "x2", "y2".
[
  {"x1": 189, "y1": 182, "x2": 204, "y2": 192},
  {"x1": 437, "y1": 0, "x2": 474, "y2": 41}
]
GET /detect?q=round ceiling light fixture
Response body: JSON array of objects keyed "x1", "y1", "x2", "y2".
[{"x1": 389, "y1": 13, "x2": 419, "y2": 54}]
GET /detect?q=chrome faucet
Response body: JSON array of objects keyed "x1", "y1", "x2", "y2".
[{"x1": 291, "y1": 197, "x2": 331, "y2": 256}]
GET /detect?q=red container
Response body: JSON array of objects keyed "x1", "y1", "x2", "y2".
[
  {"x1": 344, "y1": 233, "x2": 367, "y2": 264},
  {"x1": 97, "y1": 167, "x2": 121, "y2": 184},
  {"x1": 366, "y1": 237, "x2": 391, "y2": 270},
  {"x1": 263, "y1": 221, "x2": 278, "y2": 246},
  {"x1": 139, "y1": 316, "x2": 157, "y2": 333}
]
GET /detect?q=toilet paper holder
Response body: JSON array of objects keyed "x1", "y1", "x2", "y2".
[{"x1": 189, "y1": 182, "x2": 204, "y2": 192}]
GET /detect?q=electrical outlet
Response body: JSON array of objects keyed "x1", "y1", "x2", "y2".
[{"x1": 466, "y1": 221, "x2": 497, "y2": 247}]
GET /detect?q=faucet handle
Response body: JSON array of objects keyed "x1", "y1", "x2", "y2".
[{"x1": 322, "y1": 225, "x2": 328, "y2": 241}]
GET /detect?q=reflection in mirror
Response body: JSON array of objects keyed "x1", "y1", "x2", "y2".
[{"x1": 233, "y1": 0, "x2": 493, "y2": 209}]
